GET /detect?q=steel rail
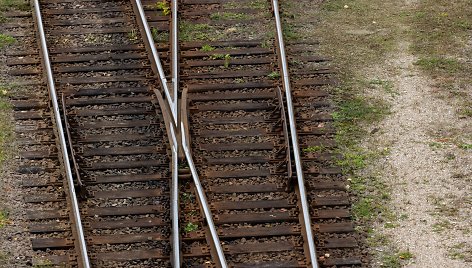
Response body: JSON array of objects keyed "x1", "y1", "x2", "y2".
[
  {"x1": 181, "y1": 122, "x2": 228, "y2": 268},
  {"x1": 33, "y1": 0, "x2": 91, "y2": 267},
  {"x1": 170, "y1": 0, "x2": 180, "y2": 265},
  {"x1": 135, "y1": 0, "x2": 177, "y2": 123},
  {"x1": 169, "y1": 121, "x2": 180, "y2": 267},
  {"x1": 171, "y1": 0, "x2": 179, "y2": 124},
  {"x1": 272, "y1": 0, "x2": 319, "y2": 267},
  {"x1": 134, "y1": 0, "x2": 181, "y2": 266}
]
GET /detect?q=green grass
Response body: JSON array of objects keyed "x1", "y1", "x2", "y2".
[
  {"x1": 179, "y1": 21, "x2": 213, "y2": 41},
  {"x1": 409, "y1": 0, "x2": 471, "y2": 115},
  {"x1": 184, "y1": 222, "x2": 198, "y2": 232},
  {"x1": 432, "y1": 220, "x2": 452, "y2": 233},
  {"x1": 379, "y1": 250, "x2": 414, "y2": 267},
  {"x1": 181, "y1": 192, "x2": 194, "y2": 203},
  {"x1": 0, "y1": 0, "x2": 29, "y2": 11},
  {"x1": 332, "y1": 91, "x2": 389, "y2": 149},
  {"x1": 208, "y1": 53, "x2": 231, "y2": 67},
  {"x1": 33, "y1": 260, "x2": 54, "y2": 268},
  {"x1": 414, "y1": 57, "x2": 462, "y2": 73},
  {"x1": 458, "y1": 143, "x2": 472, "y2": 150},
  {"x1": 282, "y1": 23, "x2": 300, "y2": 41},
  {"x1": 352, "y1": 198, "x2": 376, "y2": 220},
  {"x1": 151, "y1": 27, "x2": 168, "y2": 42},
  {"x1": 369, "y1": 79, "x2": 396, "y2": 95},
  {"x1": 267, "y1": 71, "x2": 280, "y2": 80},
  {"x1": 0, "y1": 85, "x2": 12, "y2": 163},
  {"x1": 200, "y1": 44, "x2": 215, "y2": 52},
  {"x1": 315, "y1": 0, "x2": 402, "y2": 70},
  {"x1": 428, "y1": 141, "x2": 444, "y2": 150},
  {"x1": 127, "y1": 29, "x2": 138, "y2": 42},
  {"x1": 152, "y1": 0, "x2": 170, "y2": 16},
  {"x1": 223, "y1": 0, "x2": 267, "y2": 9},
  {"x1": 448, "y1": 242, "x2": 468, "y2": 260},
  {"x1": 210, "y1": 12, "x2": 248, "y2": 20},
  {"x1": 0, "y1": 210, "x2": 9, "y2": 228},
  {"x1": 0, "y1": 34, "x2": 15, "y2": 49}
]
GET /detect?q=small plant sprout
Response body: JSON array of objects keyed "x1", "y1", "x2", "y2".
[
  {"x1": 0, "y1": 34, "x2": 15, "y2": 49},
  {"x1": 181, "y1": 192, "x2": 194, "y2": 202},
  {"x1": 153, "y1": 0, "x2": 170, "y2": 16},
  {"x1": 398, "y1": 250, "x2": 413, "y2": 260},
  {"x1": 268, "y1": 71, "x2": 280, "y2": 79},
  {"x1": 184, "y1": 222, "x2": 199, "y2": 232},
  {"x1": 458, "y1": 143, "x2": 472, "y2": 150},
  {"x1": 209, "y1": 53, "x2": 224, "y2": 60},
  {"x1": 128, "y1": 29, "x2": 138, "y2": 41},
  {"x1": 0, "y1": 210, "x2": 10, "y2": 228},
  {"x1": 223, "y1": 54, "x2": 231, "y2": 68},
  {"x1": 151, "y1": 27, "x2": 159, "y2": 42},
  {"x1": 201, "y1": 44, "x2": 215, "y2": 52}
]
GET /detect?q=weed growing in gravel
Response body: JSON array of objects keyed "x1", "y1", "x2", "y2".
[
  {"x1": 209, "y1": 53, "x2": 224, "y2": 60},
  {"x1": 432, "y1": 220, "x2": 452, "y2": 233},
  {"x1": 201, "y1": 44, "x2": 215, "y2": 52},
  {"x1": 0, "y1": 86, "x2": 12, "y2": 163},
  {"x1": 210, "y1": 12, "x2": 248, "y2": 20},
  {"x1": 179, "y1": 22, "x2": 213, "y2": 41},
  {"x1": 267, "y1": 71, "x2": 280, "y2": 80},
  {"x1": 448, "y1": 242, "x2": 468, "y2": 260},
  {"x1": 151, "y1": 27, "x2": 168, "y2": 42},
  {"x1": 0, "y1": 0, "x2": 29, "y2": 11},
  {"x1": 33, "y1": 260, "x2": 54, "y2": 268},
  {"x1": 459, "y1": 106, "x2": 472, "y2": 118},
  {"x1": 209, "y1": 53, "x2": 231, "y2": 67},
  {"x1": 224, "y1": 0, "x2": 267, "y2": 9},
  {"x1": 398, "y1": 250, "x2": 414, "y2": 261},
  {"x1": 379, "y1": 250, "x2": 414, "y2": 268},
  {"x1": 0, "y1": 251, "x2": 7, "y2": 266},
  {"x1": 181, "y1": 192, "x2": 194, "y2": 203},
  {"x1": 184, "y1": 222, "x2": 198, "y2": 232},
  {"x1": 127, "y1": 29, "x2": 138, "y2": 42},
  {"x1": 0, "y1": 34, "x2": 15, "y2": 49},
  {"x1": 458, "y1": 143, "x2": 472, "y2": 150},
  {"x1": 414, "y1": 57, "x2": 461, "y2": 74},
  {"x1": 0, "y1": 210, "x2": 9, "y2": 228},
  {"x1": 152, "y1": 0, "x2": 170, "y2": 16},
  {"x1": 369, "y1": 79, "x2": 396, "y2": 95},
  {"x1": 428, "y1": 141, "x2": 444, "y2": 150},
  {"x1": 282, "y1": 23, "x2": 300, "y2": 41},
  {"x1": 223, "y1": 54, "x2": 231, "y2": 68}
]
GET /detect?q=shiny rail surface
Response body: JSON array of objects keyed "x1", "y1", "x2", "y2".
[
  {"x1": 21, "y1": 0, "x2": 181, "y2": 266},
  {"x1": 271, "y1": 0, "x2": 319, "y2": 266},
  {"x1": 32, "y1": 0, "x2": 91, "y2": 266},
  {"x1": 4, "y1": 0, "x2": 363, "y2": 266}
]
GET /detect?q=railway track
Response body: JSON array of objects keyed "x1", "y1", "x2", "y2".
[{"x1": 2, "y1": 0, "x2": 363, "y2": 267}]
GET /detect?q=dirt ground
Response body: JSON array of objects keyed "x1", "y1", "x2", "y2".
[
  {"x1": 286, "y1": 0, "x2": 471, "y2": 267},
  {"x1": 365, "y1": 40, "x2": 472, "y2": 267}
]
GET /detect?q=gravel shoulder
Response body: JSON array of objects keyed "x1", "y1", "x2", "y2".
[{"x1": 365, "y1": 39, "x2": 471, "y2": 267}]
